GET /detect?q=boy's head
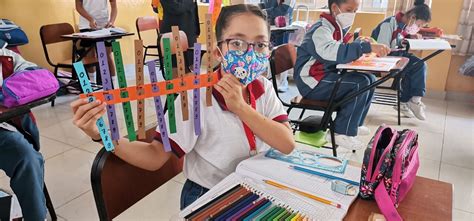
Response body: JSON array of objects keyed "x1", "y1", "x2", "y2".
[{"x1": 328, "y1": 0, "x2": 360, "y2": 15}]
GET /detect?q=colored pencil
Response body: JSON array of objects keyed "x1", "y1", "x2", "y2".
[{"x1": 264, "y1": 180, "x2": 341, "y2": 208}]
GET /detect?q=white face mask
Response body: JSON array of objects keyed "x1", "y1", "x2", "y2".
[
  {"x1": 335, "y1": 6, "x2": 356, "y2": 29},
  {"x1": 405, "y1": 20, "x2": 421, "y2": 35}
]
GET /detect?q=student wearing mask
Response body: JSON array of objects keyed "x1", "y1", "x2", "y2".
[
  {"x1": 71, "y1": 4, "x2": 295, "y2": 209},
  {"x1": 371, "y1": 0, "x2": 431, "y2": 120},
  {"x1": 293, "y1": 0, "x2": 391, "y2": 150}
]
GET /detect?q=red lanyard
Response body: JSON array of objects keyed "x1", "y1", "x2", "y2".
[{"x1": 242, "y1": 87, "x2": 257, "y2": 156}]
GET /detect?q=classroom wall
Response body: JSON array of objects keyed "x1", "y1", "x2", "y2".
[
  {"x1": 1, "y1": 0, "x2": 472, "y2": 93},
  {"x1": 0, "y1": 0, "x2": 156, "y2": 69}
]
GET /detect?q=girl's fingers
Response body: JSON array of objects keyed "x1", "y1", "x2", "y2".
[
  {"x1": 71, "y1": 98, "x2": 89, "y2": 113},
  {"x1": 83, "y1": 108, "x2": 107, "y2": 128},
  {"x1": 74, "y1": 103, "x2": 106, "y2": 127},
  {"x1": 214, "y1": 84, "x2": 230, "y2": 98},
  {"x1": 219, "y1": 78, "x2": 236, "y2": 91},
  {"x1": 73, "y1": 100, "x2": 103, "y2": 122}
]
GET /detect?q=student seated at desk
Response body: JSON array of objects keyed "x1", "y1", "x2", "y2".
[
  {"x1": 71, "y1": 4, "x2": 295, "y2": 210},
  {"x1": 75, "y1": 0, "x2": 118, "y2": 82},
  {"x1": 0, "y1": 48, "x2": 47, "y2": 220},
  {"x1": 371, "y1": 0, "x2": 431, "y2": 120},
  {"x1": 293, "y1": 0, "x2": 390, "y2": 150}
]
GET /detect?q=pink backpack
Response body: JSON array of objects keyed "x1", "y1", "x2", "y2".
[{"x1": 359, "y1": 125, "x2": 420, "y2": 221}]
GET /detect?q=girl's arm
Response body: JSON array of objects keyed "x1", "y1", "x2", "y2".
[
  {"x1": 214, "y1": 74, "x2": 295, "y2": 154},
  {"x1": 71, "y1": 99, "x2": 171, "y2": 171},
  {"x1": 107, "y1": 0, "x2": 118, "y2": 27},
  {"x1": 75, "y1": 0, "x2": 97, "y2": 29}
]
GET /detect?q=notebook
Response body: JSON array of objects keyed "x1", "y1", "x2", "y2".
[
  {"x1": 406, "y1": 39, "x2": 452, "y2": 50},
  {"x1": 72, "y1": 27, "x2": 127, "y2": 38},
  {"x1": 178, "y1": 148, "x2": 361, "y2": 220},
  {"x1": 336, "y1": 56, "x2": 401, "y2": 72}
]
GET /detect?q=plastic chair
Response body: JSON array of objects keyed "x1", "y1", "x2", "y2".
[
  {"x1": 136, "y1": 16, "x2": 161, "y2": 63},
  {"x1": 269, "y1": 44, "x2": 346, "y2": 157},
  {"x1": 39, "y1": 23, "x2": 99, "y2": 106}
]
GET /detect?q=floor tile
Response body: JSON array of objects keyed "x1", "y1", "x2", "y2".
[
  {"x1": 56, "y1": 191, "x2": 99, "y2": 221},
  {"x1": 416, "y1": 130, "x2": 443, "y2": 162},
  {"x1": 439, "y1": 163, "x2": 474, "y2": 212},
  {"x1": 442, "y1": 102, "x2": 474, "y2": 169},
  {"x1": 39, "y1": 136, "x2": 76, "y2": 160},
  {"x1": 114, "y1": 180, "x2": 183, "y2": 221},
  {"x1": 44, "y1": 149, "x2": 95, "y2": 208},
  {"x1": 417, "y1": 157, "x2": 440, "y2": 180},
  {"x1": 453, "y1": 209, "x2": 474, "y2": 221},
  {"x1": 40, "y1": 119, "x2": 94, "y2": 148},
  {"x1": 172, "y1": 173, "x2": 186, "y2": 184}
]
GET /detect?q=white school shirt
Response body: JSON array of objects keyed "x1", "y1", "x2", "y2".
[
  {"x1": 155, "y1": 75, "x2": 288, "y2": 189},
  {"x1": 78, "y1": 0, "x2": 110, "y2": 30}
]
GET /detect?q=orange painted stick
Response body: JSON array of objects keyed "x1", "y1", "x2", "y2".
[{"x1": 79, "y1": 72, "x2": 219, "y2": 105}]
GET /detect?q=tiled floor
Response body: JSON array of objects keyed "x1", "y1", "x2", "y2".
[{"x1": 0, "y1": 76, "x2": 472, "y2": 220}]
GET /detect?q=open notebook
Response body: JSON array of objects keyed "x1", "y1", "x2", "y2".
[
  {"x1": 336, "y1": 56, "x2": 401, "y2": 72},
  {"x1": 178, "y1": 150, "x2": 361, "y2": 220}
]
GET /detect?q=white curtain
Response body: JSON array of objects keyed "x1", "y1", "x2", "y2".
[
  {"x1": 454, "y1": 0, "x2": 474, "y2": 56},
  {"x1": 386, "y1": 0, "x2": 432, "y2": 16}
]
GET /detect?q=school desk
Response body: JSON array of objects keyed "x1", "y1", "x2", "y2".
[
  {"x1": 60, "y1": 32, "x2": 134, "y2": 85},
  {"x1": 0, "y1": 94, "x2": 56, "y2": 123},
  {"x1": 345, "y1": 176, "x2": 453, "y2": 221}
]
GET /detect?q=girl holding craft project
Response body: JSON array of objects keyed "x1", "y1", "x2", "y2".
[
  {"x1": 371, "y1": 0, "x2": 431, "y2": 120},
  {"x1": 293, "y1": 0, "x2": 391, "y2": 151},
  {"x1": 70, "y1": 4, "x2": 295, "y2": 209}
]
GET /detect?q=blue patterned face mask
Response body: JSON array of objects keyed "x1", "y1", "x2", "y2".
[{"x1": 219, "y1": 48, "x2": 269, "y2": 85}]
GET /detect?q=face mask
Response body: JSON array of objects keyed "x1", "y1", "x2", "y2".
[
  {"x1": 335, "y1": 6, "x2": 356, "y2": 29},
  {"x1": 219, "y1": 48, "x2": 269, "y2": 85},
  {"x1": 405, "y1": 20, "x2": 420, "y2": 35}
]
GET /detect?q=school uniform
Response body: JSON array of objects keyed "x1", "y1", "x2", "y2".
[
  {"x1": 78, "y1": 0, "x2": 113, "y2": 48},
  {"x1": 293, "y1": 13, "x2": 376, "y2": 137},
  {"x1": 0, "y1": 49, "x2": 46, "y2": 220},
  {"x1": 154, "y1": 73, "x2": 288, "y2": 209},
  {"x1": 371, "y1": 12, "x2": 427, "y2": 102}
]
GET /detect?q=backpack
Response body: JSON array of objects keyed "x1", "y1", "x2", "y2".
[
  {"x1": 359, "y1": 125, "x2": 420, "y2": 221},
  {"x1": 0, "y1": 19, "x2": 29, "y2": 46}
]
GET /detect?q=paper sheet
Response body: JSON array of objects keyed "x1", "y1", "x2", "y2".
[{"x1": 406, "y1": 39, "x2": 452, "y2": 50}]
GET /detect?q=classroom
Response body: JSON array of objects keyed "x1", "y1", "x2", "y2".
[{"x1": 0, "y1": 0, "x2": 473, "y2": 220}]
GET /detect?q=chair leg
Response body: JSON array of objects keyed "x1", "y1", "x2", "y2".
[
  {"x1": 329, "y1": 122, "x2": 337, "y2": 157},
  {"x1": 397, "y1": 77, "x2": 402, "y2": 126},
  {"x1": 297, "y1": 109, "x2": 306, "y2": 121},
  {"x1": 51, "y1": 66, "x2": 59, "y2": 107},
  {"x1": 43, "y1": 184, "x2": 57, "y2": 221},
  {"x1": 143, "y1": 48, "x2": 148, "y2": 63}
]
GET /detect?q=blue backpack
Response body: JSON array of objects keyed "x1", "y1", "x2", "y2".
[{"x1": 0, "y1": 19, "x2": 28, "y2": 46}]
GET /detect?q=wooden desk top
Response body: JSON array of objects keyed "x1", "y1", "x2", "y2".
[{"x1": 345, "y1": 176, "x2": 453, "y2": 221}]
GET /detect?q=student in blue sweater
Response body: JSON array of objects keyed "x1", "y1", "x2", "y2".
[
  {"x1": 372, "y1": 0, "x2": 431, "y2": 120},
  {"x1": 294, "y1": 0, "x2": 391, "y2": 150}
]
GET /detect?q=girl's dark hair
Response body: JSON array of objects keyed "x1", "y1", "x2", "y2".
[
  {"x1": 406, "y1": 0, "x2": 431, "y2": 22},
  {"x1": 328, "y1": 0, "x2": 348, "y2": 13},
  {"x1": 215, "y1": 4, "x2": 270, "y2": 41}
]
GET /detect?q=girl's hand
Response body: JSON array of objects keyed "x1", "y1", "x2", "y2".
[
  {"x1": 105, "y1": 21, "x2": 114, "y2": 28},
  {"x1": 70, "y1": 99, "x2": 107, "y2": 140},
  {"x1": 214, "y1": 74, "x2": 248, "y2": 114},
  {"x1": 89, "y1": 19, "x2": 98, "y2": 29},
  {"x1": 370, "y1": 43, "x2": 391, "y2": 57}
]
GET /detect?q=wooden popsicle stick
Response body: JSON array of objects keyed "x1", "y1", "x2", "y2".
[
  {"x1": 172, "y1": 26, "x2": 189, "y2": 121},
  {"x1": 134, "y1": 39, "x2": 146, "y2": 139},
  {"x1": 205, "y1": 13, "x2": 214, "y2": 106}
]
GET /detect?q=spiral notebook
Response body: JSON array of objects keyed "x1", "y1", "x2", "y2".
[{"x1": 178, "y1": 149, "x2": 361, "y2": 220}]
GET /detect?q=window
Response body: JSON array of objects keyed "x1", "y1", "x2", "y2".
[{"x1": 295, "y1": 0, "x2": 389, "y2": 12}]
